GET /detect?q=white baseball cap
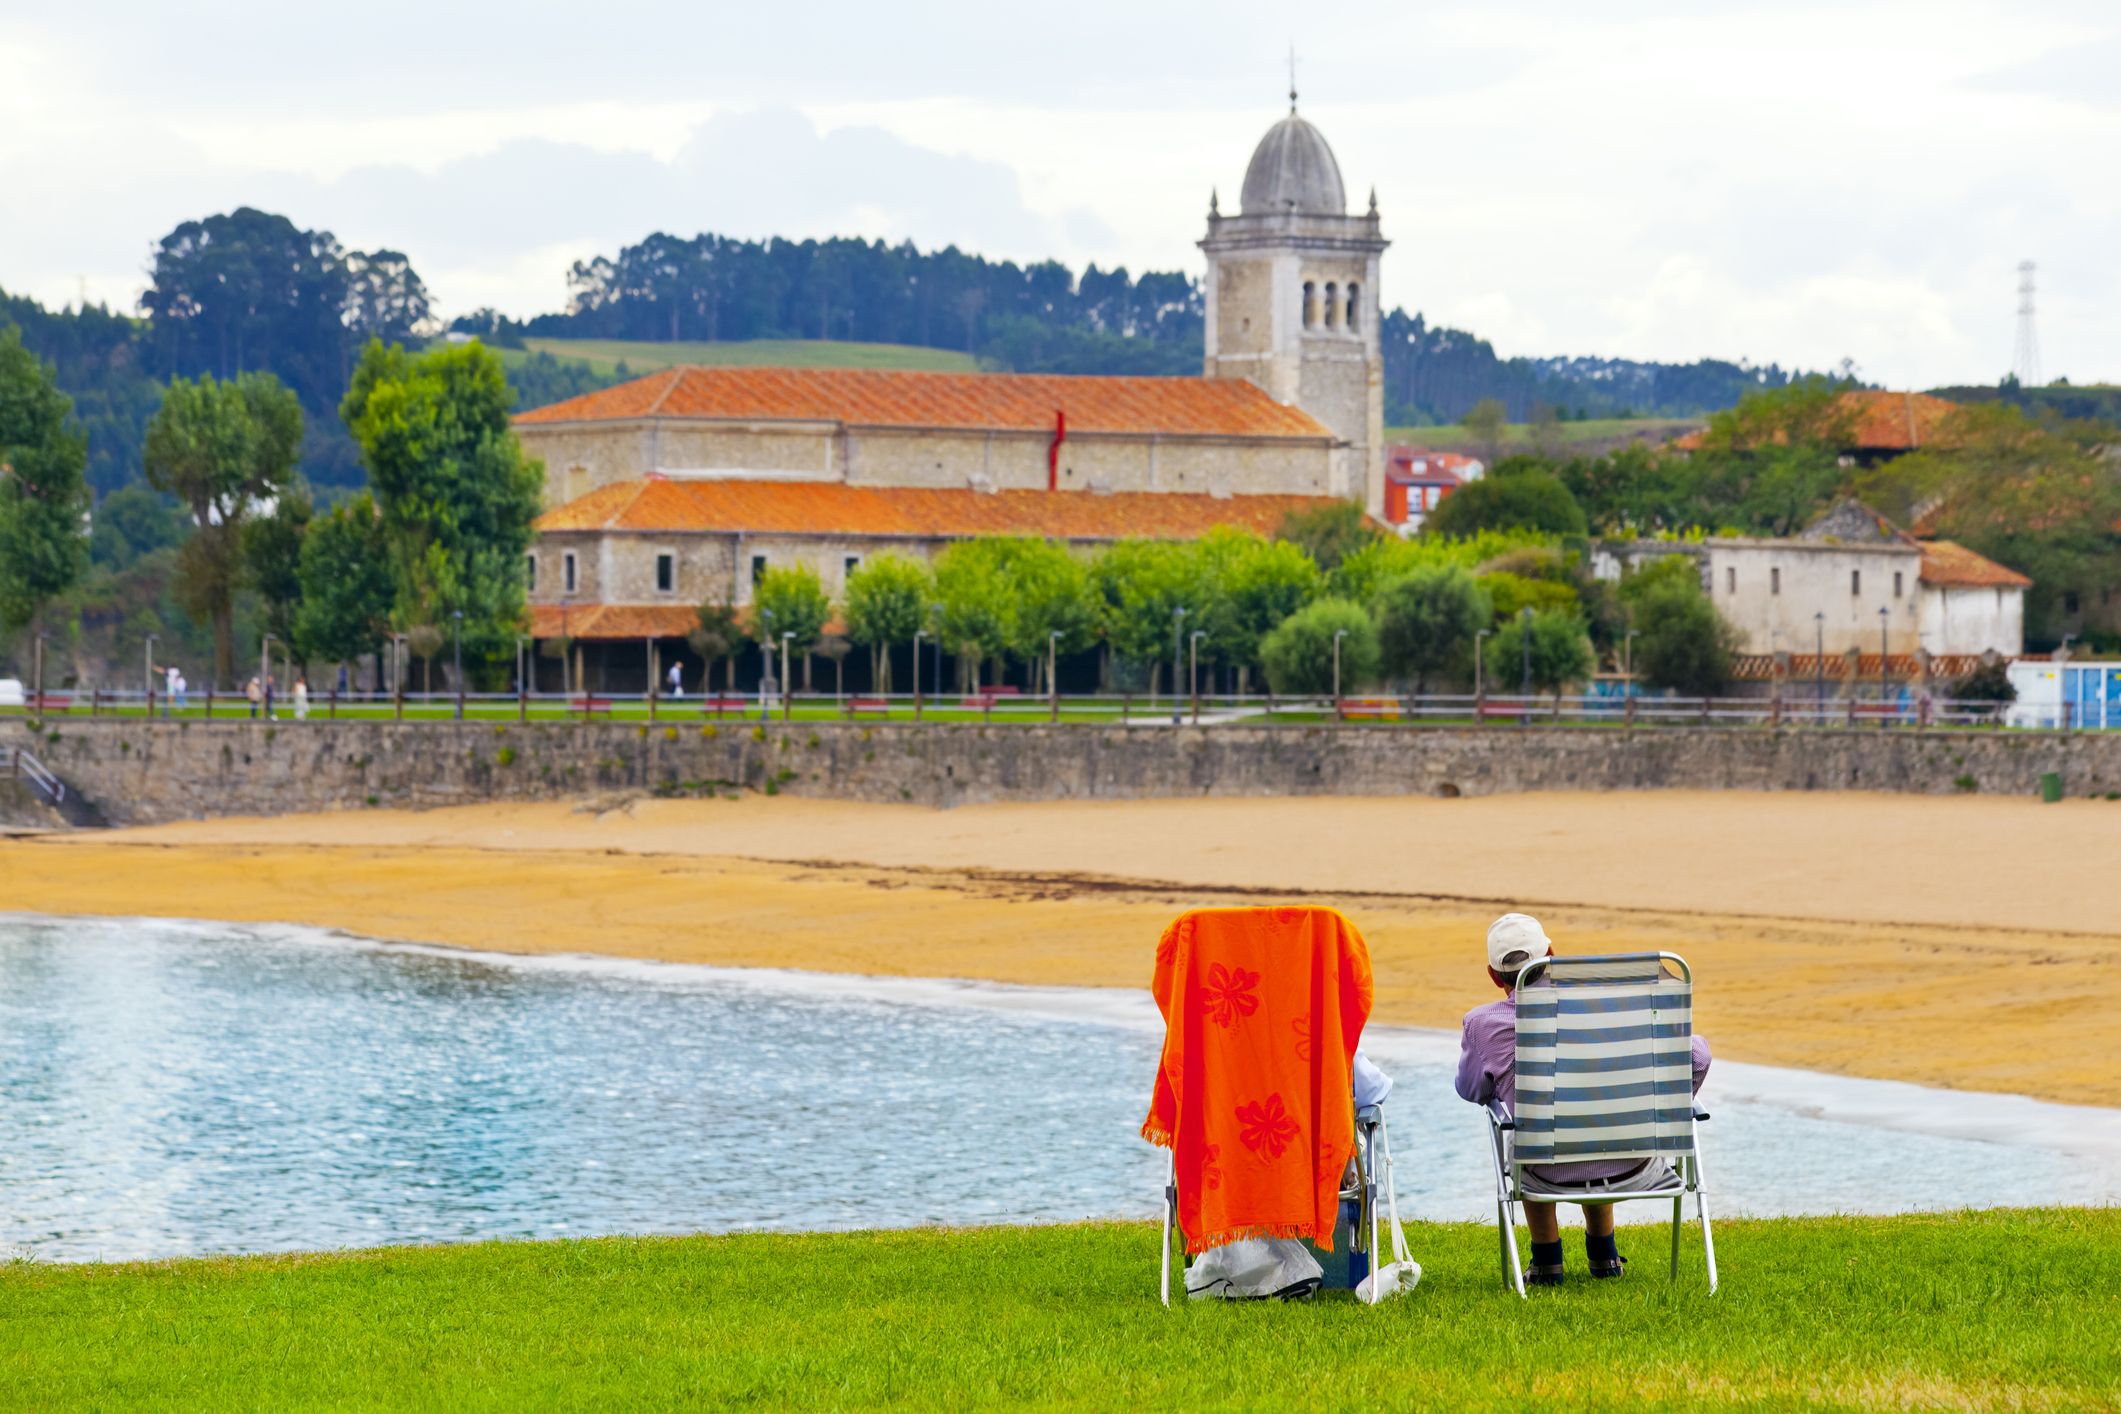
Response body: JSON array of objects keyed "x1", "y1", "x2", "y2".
[{"x1": 1487, "y1": 913, "x2": 1552, "y2": 973}]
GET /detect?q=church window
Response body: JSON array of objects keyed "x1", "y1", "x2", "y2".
[
  {"x1": 526, "y1": 554, "x2": 537, "y2": 590},
  {"x1": 1345, "y1": 282, "x2": 1360, "y2": 332},
  {"x1": 1850, "y1": 569, "x2": 1860, "y2": 597},
  {"x1": 1301, "y1": 281, "x2": 1317, "y2": 330},
  {"x1": 751, "y1": 555, "x2": 768, "y2": 587},
  {"x1": 656, "y1": 553, "x2": 675, "y2": 594},
  {"x1": 563, "y1": 552, "x2": 578, "y2": 594},
  {"x1": 1323, "y1": 282, "x2": 1339, "y2": 330}
]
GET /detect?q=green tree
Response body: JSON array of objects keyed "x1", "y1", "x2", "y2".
[
  {"x1": 930, "y1": 539, "x2": 1013, "y2": 687},
  {"x1": 1490, "y1": 608, "x2": 1594, "y2": 699},
  {"x1": 690, "y1": 595, "x2": 742, "y2": 697},
  {"x1": 1630, "y1": 582, "x2": 1739, "y2": 696},
  {"x1": 1375, "y1": 564, "x2": 1491, "y2": 693},
  {"x1": 1091, "y1": 539, "x2": 1194, "y2": 692},
  {"x1": 0, "y1": 326, "x2": 91, "y2": 638},
  {"x1": 1479, "y1": 571, "x2": 1579, "y2": 624},
  {"x1": 341, "y1": 340, "x2": 544, "y2": 676},
  {"x1": 243, "y1": 486, "x2": 313, "y2": 660},
  {"x1": 842, "y1": 554, "x2": 931, "y2": 691},
  {"x1": 89, "y1": 485, "x2": 185, "y2": 571},
  {"x1": 143, "y1": 370, "x2": 303, "y2": 683},
  {"x1": 1213, "y1": 532, "x2": 1324, "y2": 688},
  {"x1": 1259, "y1": 598, "x2": 1380, "y2": 697},
  {"x1": 1462, "y1": 397, "x2": 1509, "y2": 464},
  {"x1": 1424, "y1": 468, "x2": 1587, "y2": 538},
  {"x1": 294, "y1": 493, "x2": 393, "y2": 678},
  {"x1": 752, "y1": 563, "x2": 831, "y2": 684},
  {"x1": 996, "y1": 539, "x2": 1098, "y2": 690},
  {"x1": 1274, "y1": 500, "x2": 1380, "y2": 574}
]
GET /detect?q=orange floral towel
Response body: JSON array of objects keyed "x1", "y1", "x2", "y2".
[{"x1": 1141, "y1": 906, "x2": 1374, "y2": 1254}]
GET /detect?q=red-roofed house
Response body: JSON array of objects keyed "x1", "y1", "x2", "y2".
[
  {"x1": 1381, "y1": 447, "x2": 1483, "y2": 531},
  {"x1": 1669, "y1": 389, "x2": 1962, "y2": 460}
]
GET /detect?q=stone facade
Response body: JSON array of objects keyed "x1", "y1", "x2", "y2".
[{"x1": 17, "y1": 718, "x2": 2119, "y2": 827}]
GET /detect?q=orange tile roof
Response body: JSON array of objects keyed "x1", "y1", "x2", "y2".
[
  {"x1": 535, "y1": 478, "x2": 1355, "y2": 542},
  {"x1": 512, "y1": 365, "x2": 1331, "y2": 440},
  {"x1": 527, "y1": 603, "x2": 701, "y2": 641},
  {"x1": 1918, "y1": 539, "x2": 2031, "y2": 589},
  {"x1": 1670, "y1": 390, "x2": 1961, "y2": 453}
]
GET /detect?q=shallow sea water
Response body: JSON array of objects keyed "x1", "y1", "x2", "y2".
[{"x1": 1, "y1": 916, "x2": 2113, "y2": 1263}]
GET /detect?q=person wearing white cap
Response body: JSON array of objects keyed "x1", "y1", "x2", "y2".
[{"x1": 1455, "y1": 912, "x2": 1712, "y2": 1286}]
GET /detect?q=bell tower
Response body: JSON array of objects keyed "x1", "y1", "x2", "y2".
[{"x1": 1201, "y1": 98, "x2": 1388, "y2": 513}]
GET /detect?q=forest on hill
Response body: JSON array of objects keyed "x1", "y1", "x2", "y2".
[{"x1": 3, "y1": 207, "x2": 1851, "y2": 506}]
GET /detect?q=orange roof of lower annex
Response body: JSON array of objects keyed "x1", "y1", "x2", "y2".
[
  {"x1": 535, "y1": 477, "x2": 1355, "y2": 541},
  {"x1": 1919, "y1": 539, "x2": 2032, "y2": 589},
  {"x1": 527, "y1": 603, "x2": 702, "y2": 641},
  {"x1": 511, "y1": 364, "x2": 1332, "y2": 440}
]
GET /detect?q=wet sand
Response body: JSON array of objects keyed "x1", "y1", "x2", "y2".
[{"x1": 4, "y1": 792, "x2": 2116, "y2": 1107}]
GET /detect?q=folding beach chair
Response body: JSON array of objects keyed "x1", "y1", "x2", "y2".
[
  {"x1": 1144, "y1": 906, "x2": 1414, "y2": 1306},
  {"x1": 1485, "y1": 951, "x2": 1718, "y2": 1296},
  {"x1": 1158, "y1": 1098, "x2": 1413, "y2": 1306}
]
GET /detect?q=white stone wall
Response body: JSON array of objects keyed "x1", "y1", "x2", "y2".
[
  {"x1": 1918, "y1": 584, "x2": 2024, "y2": 656},
  {"x1": 1701, "y1": 541, "x2": 1924, "y2": 655}
]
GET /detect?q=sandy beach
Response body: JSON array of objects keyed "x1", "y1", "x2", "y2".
[{"x1": 5, "y1": 791, "x2": 2117, "y2": 1107}]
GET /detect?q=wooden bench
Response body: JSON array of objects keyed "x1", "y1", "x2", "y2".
[
  {"x1": 1476, "y1": 699, "x2": 1534, "y2": 722},
  {"x1": 27, "y1": 695, "x2": 73, "y2": 714},
  {"x1": 846, "y1": 697, "x2": 890, "y2": 717},
  {"x1": 567, "y1": 696, "x2": 616, "y2": 717},
  {"x1": 1337, "y1": 697, "x2": 1400, "y2": 721}
]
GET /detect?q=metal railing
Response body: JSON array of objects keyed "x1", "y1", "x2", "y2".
[
  {"x1": 0, "y1": 686, "x2": 2053, "y2": 731},
  {"x1": 2, "y1": 745, "x2": 66, "y2": 803}
]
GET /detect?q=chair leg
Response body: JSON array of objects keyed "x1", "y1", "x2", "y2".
[
  {"x1": 1697, "y1": 1186, "x2": 1719, "y2": 1295},
  {"x1": 1160, "y1": 1157, "x2": 1175, "y2": 1307},
  {"x1": 1499, "y1": 1199, "x2": 1526, "y2": 1298},
  {"x1": 1670, "y1": 1194, "x2": 1683, "y2": 1280}
]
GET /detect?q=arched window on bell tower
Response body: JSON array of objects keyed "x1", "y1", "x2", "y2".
[
  {"x1": 1301, "y1": 280, "x2": 1317, "y2": 330},
  {"x1": 1345, "y1": 281, "x2": 1360, "y2": 333},
  {"x1": 1323, "y1": 282, "x2": 1339, "y2": 330}
]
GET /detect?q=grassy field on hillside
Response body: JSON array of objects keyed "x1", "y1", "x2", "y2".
[
  {"x1": 515, "y1": 337, "x2": 980, "y2": 376},
  {"x1": 1386, "y1": 416, "x2": 1701, "y2": 457},
  {"x1": 4, "y1": 1211, "x2": 2113, "y2": 1409}
]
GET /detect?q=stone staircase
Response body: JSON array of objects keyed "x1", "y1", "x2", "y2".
[{"x1": 0, "y1": 745, "x2": 106, "y2": 828}]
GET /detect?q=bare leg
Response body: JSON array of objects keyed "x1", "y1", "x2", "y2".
[
  {"x1": 1583, "y1": 1204, "x2": 1616, "y2": 1239},
  {"x1": 1525, "y1": 1203, "x2": 1561, "y2": 1244}
]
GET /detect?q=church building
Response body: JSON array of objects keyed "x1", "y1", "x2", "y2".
[{"x1": 514, "y1": 102, "x2": 1387, "y2": 687}]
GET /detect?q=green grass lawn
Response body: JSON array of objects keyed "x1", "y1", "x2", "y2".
[
  {"x1": 515, "y1": 337, "x2": 980, "y2": 377},
  {"x1": 2, "y1": 1212, "x2": 2113, "y2": 1409},
  {"x1": 1385, "y1": 416, "x2": 1702, "y2": 457}
]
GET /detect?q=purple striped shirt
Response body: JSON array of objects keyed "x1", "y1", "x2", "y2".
[{"x1": 1455, "y1": 992, "x2": 1711, "y2": 1182}]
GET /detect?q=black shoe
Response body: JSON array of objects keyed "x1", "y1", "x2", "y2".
[
  {"x1": 1590, "y1": 1255, "x2": 1628, "y2": 1280},
  {"x1": 1526, "y1": 1263, "x2": 1564, "y2": 1287}
]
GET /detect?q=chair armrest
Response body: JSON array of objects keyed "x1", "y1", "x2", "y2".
[
  {"x1": 1693, "y1": 1109, "x2": 1711, "y2": 1122},
  {"x1": 1486, "y1": 1101, "x2": 1514, "y2": 1132}
]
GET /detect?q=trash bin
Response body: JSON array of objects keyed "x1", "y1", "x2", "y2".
[{"x1": 2040, "y1": 771, "x2": 2063, "y2": 804}]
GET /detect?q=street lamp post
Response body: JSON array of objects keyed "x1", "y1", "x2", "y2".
[
  {"x1": 912, "y1": 629, "x2": 927, "y2": 722},
  {"x1": 1171, "y1": 607, "x2": 1187, "y2": 724},
  {"x1": 1474, "y1": 627, "x2": 1490, "y2": 715},
  {"x1": 1332, "y1": 628, "x2": 1347, "y2": 720},
  {"x1": 1048, "y1": 630, "x2": 1062, "y2": 724},
  {"x1": 1878, "y1": 605, "x2": 1890, "y2": 725},
  {"x1": 259, "y1": 633, "x2": 275, "y2": 719},
  {"x1": 145, "y1": 633, "x2": 159, "y2": 717},
  {"x1": 560, "y1": 594, "x2": 575, "y2": 702},
  {"x1": 1518, "y1": 607, "x2": 1533, "y2": 725},
  {"x1": 390, "y1": 633, "x2": 408, "y2": 720},
  {"x1": 781, "y1": 631, "x2": 795, "y2": 724},
  {"x1": 1189, "y1": 629, "x2": 1206, "y2": 725},
  {"x1": 1813, "y1": 612, "x2": 1825, "y2": 724},
  {"x1": 452, "y1": 610, "x2": 465, "y2": 720},
  {"x1": 516, "y1": 635, "x2": 529, "y2": 722},
  {"x1": 1623, "y1": 629, "x2": 1639, "y2": 689}
]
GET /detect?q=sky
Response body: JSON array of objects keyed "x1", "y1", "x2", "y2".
[{"x1": 2, "y1": 0, "x2": 2115, "y2": 389}]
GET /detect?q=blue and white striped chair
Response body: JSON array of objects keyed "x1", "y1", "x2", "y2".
[{"x1": 1484, "y1": 951, "x2": 1718, "y2": 1296}]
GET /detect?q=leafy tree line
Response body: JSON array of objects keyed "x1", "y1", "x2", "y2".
[
  {"x1": 1, "y1": 337, "x2": 542, "y2": 691},
  {"x1": 698, "y1": 509, "x2": 1731, "y2": 703}
]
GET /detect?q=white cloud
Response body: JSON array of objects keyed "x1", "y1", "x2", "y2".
[{"x1": 0, "y1": 1, "x2": 2116, "y2": 388}]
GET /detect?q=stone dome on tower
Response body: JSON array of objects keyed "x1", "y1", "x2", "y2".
[{"x1": 1239, "y1": 106, "x2": 1347, "y2": 216}]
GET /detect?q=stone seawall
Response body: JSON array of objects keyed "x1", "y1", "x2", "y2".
[{"x1": 8, "y1": 718, "x2": 2121, "y2": 827}]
